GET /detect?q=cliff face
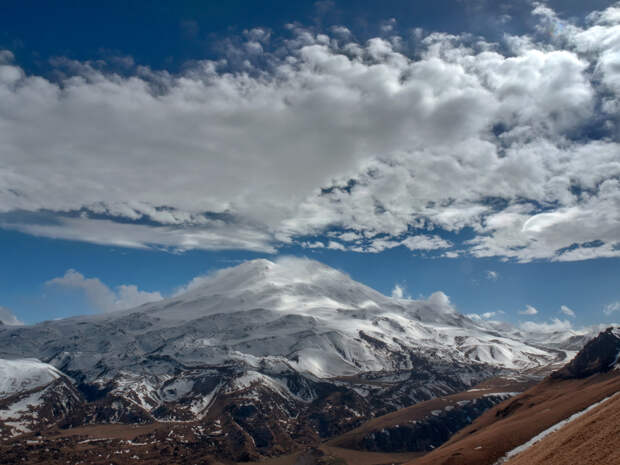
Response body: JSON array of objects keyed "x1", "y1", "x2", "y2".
[{"x1": 552, "y1": 327, "x2": 620, "y2": 379}]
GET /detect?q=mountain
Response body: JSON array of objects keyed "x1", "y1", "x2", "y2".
[
  {"x1": 0, "y1": 258, "x2": 594, "y2": 460},
  {"x1": 552, "y1": 326, "x2": 620, "y2": 379}
]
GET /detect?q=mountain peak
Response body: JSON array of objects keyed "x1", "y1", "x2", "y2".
[
  {"x1": 172, "y1": 256, "x2": 384, "y2": 311},
  {"x1": 552, "y1": 327, "x2": 620, "y2": 379}
]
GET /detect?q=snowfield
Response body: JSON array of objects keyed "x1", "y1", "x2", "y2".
[{"x1": 0, "y1": 359, "x2": 61, "y2": 399}]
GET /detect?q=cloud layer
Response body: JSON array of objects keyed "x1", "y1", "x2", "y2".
[{"x1": 1, "y1": 3, "x2": 619, "y2": 261}]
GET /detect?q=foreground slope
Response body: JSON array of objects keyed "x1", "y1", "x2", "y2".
[
  {"x1": 405, "y1": 327, "x2": 620, "y2": 465},
  {"x1": 503, "y1": 390, "x2": 620, "y2": 465}
]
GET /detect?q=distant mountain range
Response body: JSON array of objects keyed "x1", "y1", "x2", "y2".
[{"x1": 0, "y1": 258, "x2": 616, "y2": 462}]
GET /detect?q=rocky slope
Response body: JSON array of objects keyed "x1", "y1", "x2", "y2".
[
  {"x1": 327, "y1": 377, "x2": 533, "y2": 453},
  {"x1": 0, "y1": 258, "x2": 599, "y2": 459}
]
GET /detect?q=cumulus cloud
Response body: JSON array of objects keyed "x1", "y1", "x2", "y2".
[
  {"x1": 486, "y1": 270, "x2": 499, "y2": 281},
  {"x1": 520, "y1": 318, "x2": 573, "y2": 334},
  {"x1": 604, "y1": 301, "x2": 620, "y2": 315},
  {"x1": 46, "y1": 270, "x2": 163, "y2": 312},
  {"x1": 428, "y1": 291, "x2": 452, "y2": 309},
  {"x1": 0, "y1": 306, "x2": 23, "y2": 325},
  {"x1": 0, "y1": 4, "x2": 619, "y2": 261},
  {"x1": 391, "y1": 284, "x2": 405, "y2": 299},
  {"x1": 560, "y1": 304, "x2": 576, "y2": 317},
  {"x1": 519, "y1": 304, "x2": 539, "y2": 315}
]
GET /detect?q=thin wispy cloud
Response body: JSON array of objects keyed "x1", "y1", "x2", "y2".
[
  {"x1": 604, "y1": 301, "x2": 620, "y2": 315},
  {"x1": 560, "y1": 304, "x2": 576, "y2": 318}
]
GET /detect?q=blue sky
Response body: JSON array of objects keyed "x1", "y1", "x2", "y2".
[{"x1": 0, "y1": 0, "x2": 619, "y2": 330}]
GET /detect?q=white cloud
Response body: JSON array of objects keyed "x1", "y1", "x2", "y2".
[
  {"x1": 314, "y1": 234, "x2": 452, "y2": 254},
  {"x1": 46, "y1": 270, "x2": 162, "y2": 312},
  {"x1": 0, "y1": 4, "x2": 619, "y2": 261},
  {"x1": 401, "y1": 235, "x2": 453, "y2": 251},
  {"x1": 482, "y1": 311, "x2": 501, "y2": 319},
  {"x1": 428, "y1": 291, "x2": 452, "y2": 309},
  {"x1": 520, "y1": 318, "x2": 573, "y2": 334},
  {"x1": 486, "y1": 270, "x2": 499, "y2": 281},
  {"x1": 519, "y1": 304, "x2": 539, "y2": 315},
  {"x1": 560, "y1": 304, "x2": 576, "y2": 317},
  {"x1": 327, "y1": 240, "x2": 347, "y2": 251},
  {"x1": 0, "y1": 306, "x2": 23, "y2": 325},
  {"x1": 391, "y1": 284, "x2": 405, "y2": 299},
  {"x1": 5, "y1": 216, "x2": 277, "y2": 253},
  {"x1": 335, "y1": 231, "x2": 362, "y2": 242},
  {"x1": 604, "y1": 301, "x2": 620, "y2": 315},
  {"x1": 467, "y1": 310, "x2": 502, "y2": 320},
  {"x1": 301, "y1": 240, "x2": 325, "y2": 249}
]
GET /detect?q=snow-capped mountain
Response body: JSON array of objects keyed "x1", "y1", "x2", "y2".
[{"x1": 0, "y1": 258, "x2": 589, "y2": 455}]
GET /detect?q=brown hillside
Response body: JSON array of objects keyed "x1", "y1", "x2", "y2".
[
  {"x1": 504, "y1": 390, "x2": 620, "y2": 465},
  {"x1": 404, "y1": 372, "x2": 620, "y2": 465}
]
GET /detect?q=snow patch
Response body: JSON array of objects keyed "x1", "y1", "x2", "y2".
[
  {"x1": 0, "y1": 359, "x2": 61, "y2": 399},
  {"x1": 492, "y1": 391, "x2": 620, "y2": 464}
]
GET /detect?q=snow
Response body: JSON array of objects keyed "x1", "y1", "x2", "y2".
[
  {"x1": 483, "y1": 392, "x2": 520, "y2": 398},
  {"x1": 0, "y1": 389, "x2": 44, "y2": 420},
  {"x1": 161, "y1": 378, "x2": 194, "y2": 402},
  {"x1": 0, "y1": 387, "x2": 47, "y2": 437},
  {"x1": 492, "y1": 392, "x2": 620, "y2": 464},
  {"x1": 0, "y1": 259, "x2": 573, "y2": 382},
  {"x1": 0, "y1": 257, "x2": 592, "y2": 423},
  {"x1": 0, "y1": 359, "x2": 61, "y2": 399},
  {"x1": 610, "y1": 350, "x2": 620, "y2": 370},
  {"x1": 113, "y1": 372, "x2": 161, "y2": 410},
  {"x1": 229, "y1": 371, "x2": 303, "y2": 401},
  {"x1": 189, "y1": 384, "x2": 220, "y2": 418}
]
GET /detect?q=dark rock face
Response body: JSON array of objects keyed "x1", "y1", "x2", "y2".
[{"x1": 552, "y1": 328, "x2": 620, "y2": 379}]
